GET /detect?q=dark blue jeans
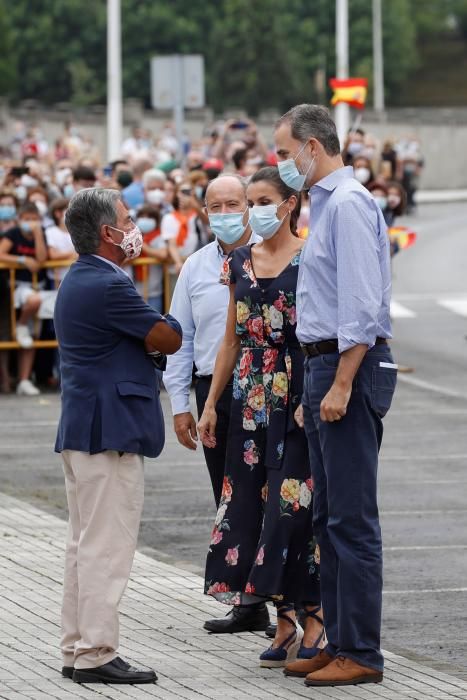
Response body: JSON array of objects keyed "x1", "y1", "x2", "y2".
[{"x1": 302, "y1": 345, "x2": 397, "y2": 672}]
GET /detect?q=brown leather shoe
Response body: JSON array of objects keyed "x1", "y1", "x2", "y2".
[
  {"x1": 305, "y1": 656, "x2": 383, "y2": 686},
  {"x1": 283, "y1": 649, "x2": 334, "y2": 678}
]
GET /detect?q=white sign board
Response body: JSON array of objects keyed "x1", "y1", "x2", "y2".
[{"x1": 150, "y1": 55, "x2": 205, "y2": 110}]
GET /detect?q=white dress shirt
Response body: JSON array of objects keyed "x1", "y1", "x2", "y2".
[{"x1": 164, "y1": 236, "x2": 258, "y2": 415}]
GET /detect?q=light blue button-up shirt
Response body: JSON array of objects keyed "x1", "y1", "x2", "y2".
[
  {"x1": 296, "y1": 166, "x2": 392, "y2": 352},
  {"x1": 164, "y1": 236, "x2": 258, "y2": 415}
]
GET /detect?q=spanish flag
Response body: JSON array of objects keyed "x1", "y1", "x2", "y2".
[
  {"x1": 329, "y1": 78, "x2": 368, "y2": 109},
  {"x1": 388, "y1": 226, "x2": 417, "y2": 250}
]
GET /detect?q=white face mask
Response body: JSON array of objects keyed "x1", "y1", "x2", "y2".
[
  {"x1": 34, "y1": 200, "x2": 48, "y2": 217},
  {"x1": 387, "y1": 194, "x2": 401, "y2": 209},
  {"x1": 146, "y1": 188, "x2": 165, "y2": 205},
  {"x1": 354, "y1": 167, "x2": 371, "y2": 184},
  {"x1": 109, "y1": 224, "x2": 143, "y2": 259}
]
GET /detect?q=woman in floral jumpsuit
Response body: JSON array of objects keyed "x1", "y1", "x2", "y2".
[{"x1": 198, "y1": 167, "x2": 322, "y2": 668}]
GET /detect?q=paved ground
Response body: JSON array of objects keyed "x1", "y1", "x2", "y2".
[
  {"x1": 1, "y1": 491, "x2": 467, "y2": 700},
  {"x1": 0, "y1": 201, "x2": 466, "y2": 686}
]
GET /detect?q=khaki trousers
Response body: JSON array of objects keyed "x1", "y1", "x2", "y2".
[{"x1": 60, "y1": 450, "x2": 144, "y2": 669}]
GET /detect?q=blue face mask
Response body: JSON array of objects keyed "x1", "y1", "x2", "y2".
[
  {"x1": 374, "y1": 196, "x2": 387, "y2": 211},
  {"x1": 20, "y1": 221, "x2": 33, "y2": 234},
  {"x1": 0, "y1": 205, "x2": 16, "y2": 221},
  {"x1": 277, "y1": 141, "x2": 315, "y2": 191},
  {"x1": 208, "y1": 209, "x2": 247, "y2": 244},
  {"x1": 63, "y1": 183, "x2": 75, "y2": 199},
  {"x1": 136, "y1": 217, "x2": 157, "y2": 234},
  {"x1": 249, "y1": 200, "x2": 288, "y2": 240},
  {"x1": 15, "y1": 185, "x2": 27, "y2": 202}
]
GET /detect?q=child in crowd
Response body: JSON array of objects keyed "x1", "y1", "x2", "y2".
[
  {"x1": 134, "y1": 203, "x2": 168, "y2": 312},
  {"x1": 0, "y1": 202, "x2": 47, "y2": 395}
]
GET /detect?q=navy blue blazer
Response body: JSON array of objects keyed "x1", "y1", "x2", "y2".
[{"x1": 54, "y1": 254, "x2": 181, "y2": 457}]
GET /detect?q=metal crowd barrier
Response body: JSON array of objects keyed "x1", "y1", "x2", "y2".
[{"x1": 0, "y1": 258, "x2": 173, "y2": 350}]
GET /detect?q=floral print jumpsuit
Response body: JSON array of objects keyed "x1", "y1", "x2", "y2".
[{"x1": 205, "y1": 244, "x2": 320, "y2": 607}]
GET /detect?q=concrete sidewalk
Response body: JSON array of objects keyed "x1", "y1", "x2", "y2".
[{"x1": 0, "y1": 493, "x2": 466, "y2": 700}]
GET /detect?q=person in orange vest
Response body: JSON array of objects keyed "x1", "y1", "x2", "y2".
[{"x1": 161, "y1": 180, "x2": 208, "y2": 273}]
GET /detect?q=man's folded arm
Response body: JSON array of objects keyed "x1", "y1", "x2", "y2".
[
  {"x1": 145, "y1": 313, "x2": 182, "y2": 355},
  {"x1": 105, "y1": 277, "x2": 182, "y2": 355}
]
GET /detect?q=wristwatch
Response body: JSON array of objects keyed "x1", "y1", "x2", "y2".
[{"x1": 17, "y1": 255, "x2": 26, "y2": 266}]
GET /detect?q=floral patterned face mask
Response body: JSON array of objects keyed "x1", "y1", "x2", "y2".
[{"x1": 108, "y1": 224, "x2": 143, "y2": 259}]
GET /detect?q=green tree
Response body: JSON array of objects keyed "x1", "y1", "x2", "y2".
[
  {"x1": 325, "y1": 0, "x2": 418, "y2": 105},
  {"x1": 121, "y1": 0, "x2": 215, "y2": 103},
  {"x1": 6, "y1": 0, "x2": 106, "y2": 105},
  {"x1": 2, "y1": 0, "x2": 467, "y2": 110},
  {"x1": 0, "y1": 0, "x2": 16, "y2": 95}
]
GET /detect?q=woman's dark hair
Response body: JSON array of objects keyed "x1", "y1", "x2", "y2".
[
  {"x1": 248, "y1": 166, "x2": 301, "y2": 236},
  {"x1": 49, "y1": 197, "x2": 69, "y2": 225}
]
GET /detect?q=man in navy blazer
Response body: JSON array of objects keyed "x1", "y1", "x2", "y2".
[{"x1": 54, "y1": 188, "x2": 181, "y2": 685}]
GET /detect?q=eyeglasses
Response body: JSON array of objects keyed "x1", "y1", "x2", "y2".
[{"x1": 179, "y1": 188, "x2": 192, "y2": 195}]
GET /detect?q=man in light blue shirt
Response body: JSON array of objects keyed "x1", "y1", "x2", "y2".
[
  {"x1": 275, "y1": 105, "x2": 397, "y2": 687},
  {"x1": 164, "y1": 175, "x2": 269, "y2": 635}
]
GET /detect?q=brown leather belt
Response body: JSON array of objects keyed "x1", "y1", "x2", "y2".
[{"x1": 301, "y1": 337, "x2": 387, "y2": 358}]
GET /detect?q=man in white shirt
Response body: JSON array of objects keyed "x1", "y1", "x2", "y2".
[{"x1": 164, "y1": 175, "x2": 270, "y2": 635}]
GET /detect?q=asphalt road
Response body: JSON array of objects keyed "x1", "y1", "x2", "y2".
[{"x1": 0, "y1": 202, "x2": 466, "y2": 678}]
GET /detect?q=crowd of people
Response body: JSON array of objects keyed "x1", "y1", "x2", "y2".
[
  {"x1": 52, "y1": 103, "x2": 398, "y2": 687},
  {"x1": 0, "y1": 116, "x2": 421, "y2": 398}
]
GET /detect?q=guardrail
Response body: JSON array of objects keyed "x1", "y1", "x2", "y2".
[{"x1": 0, "y1": 258, "x2": 173, "y2": 350}]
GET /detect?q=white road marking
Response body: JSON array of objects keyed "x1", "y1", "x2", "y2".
[
  {"x1": 384, "y1": 587, "x2": 467, "y2": 595},
  {"x1": 396, "y1": 373, "x2": 467, "y2": 400},
  {"x1": 390, "y1": 300, "x2": 416, "y2": 318},
  {"x1": 438, "y1": 297, "x2": 467, "y2": 317},
  {"x1": 384, "y1": 544, "x2": 467, "y2": 551},
  {"x1": 381, "y1": 510, "x2": 467, "y2": 516},
  {"x1": 380, "y1": 453, "x2": 467, "y2": 461}
]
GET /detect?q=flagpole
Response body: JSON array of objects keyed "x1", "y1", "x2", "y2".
[
  {"x1": 372, "y1": 0, "x2": 385, "y2": 114},
  {"x1": 349, "y1": 112, "x2": 363, "y2": 136},
  {"x1": 335, "y1": 0, "x2": 350, "y2": 147},
  {"x1": 107, "y1": 0, "x2": 123, "y2": 161}
]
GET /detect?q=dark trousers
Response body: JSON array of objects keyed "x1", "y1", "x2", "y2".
[
  {"x1": 195, "y1": 377, "x2": 233, "y2": 508},
  {"x1": 302, "y1": 345, "x2": 397, "y2": 672}
]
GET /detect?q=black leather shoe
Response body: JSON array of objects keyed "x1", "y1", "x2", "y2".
[
  {"x1": 204, "y1": 604, "x2": 270, "y2": 633},
  {"x1": 61, "y1": 666, "x2": 74, "y2": 679},
  {"x1": 73, "y1": 656, "x2": 157, "y2": 684}
]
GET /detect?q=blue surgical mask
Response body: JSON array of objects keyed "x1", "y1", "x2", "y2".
[
  {"x1": 136, "y1": 217, "x2": 156, "y2": 234},
  {"x1": 249, "y1": 200, "x2": 288, "y2": 240},
  {"x1": 277, "y1": 142, "x2": 315, "y2": 191},
  {"x1": 20, "y1": 221, "x2": 33, "y2": 234},
  {"x1": 347, "y1": 141, "x2": 363, "y2": 156},
  {"x1": 208, "y1": 209, "x2": 247, "y2": 244},
  {"x1": 374, "y1": 196, "x2": 387, "y2": 211},
  {"x1": 0, "y1": 205, "x2": 16, "y2": 221},
  {"x1": 15, "y1": 185, "x2": 27, "y2": 202},
  {"x1": 63, "y1": 183, "x2": 75, "y2": 199}
]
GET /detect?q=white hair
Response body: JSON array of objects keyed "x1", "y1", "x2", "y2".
[{"x1": 142, "y1": 168, "x2": 167, "y2": 188}]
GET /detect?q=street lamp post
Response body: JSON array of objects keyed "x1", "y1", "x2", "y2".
[
  {"x1": 107, "y1": 0, "x2": 123, "y2": 162},
  {"x1": 372, "y1": 0, "x2": 385, "y2": 115},
  {"x1": 335, "y1": 0, "x2": 350, "y2": 147}
]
